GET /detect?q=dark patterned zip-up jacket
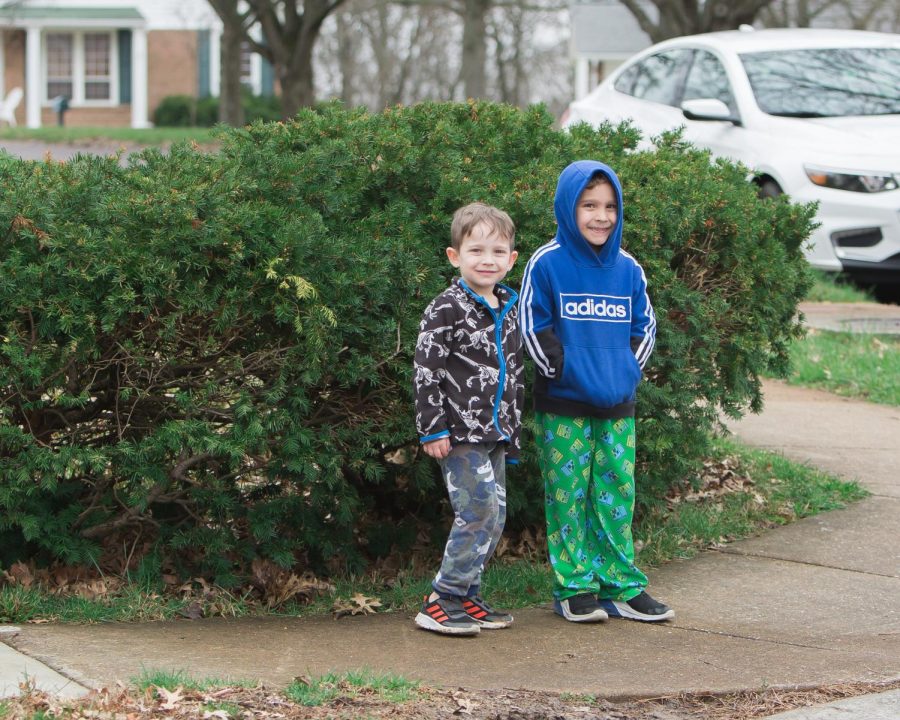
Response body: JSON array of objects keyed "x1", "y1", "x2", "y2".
[{"x1": 413, "y1": 278, "x2": 523, "y2": 461}]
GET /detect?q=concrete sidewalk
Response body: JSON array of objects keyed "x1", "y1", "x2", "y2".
[{"x1": 0, "y1": 309, "x2": 898, "y2": 716}]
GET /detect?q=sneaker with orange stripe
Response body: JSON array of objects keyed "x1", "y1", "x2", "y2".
[
  {"x1": 462, "y1": 595, "x2": 513, "y2": 629},
  {"x1": 414, "y1": 595, "x2": 480, "y2": 635}
]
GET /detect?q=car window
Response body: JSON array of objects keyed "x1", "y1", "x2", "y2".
[
  {"x1": 740, "y1": 47, "x2": 900, "y2": 117},
  {"x1": 682, "y1": 50, "x2": 738, "y2": 115},
  {"x1": 615, "y1": 50, "x2": 693, "y2": 107}
]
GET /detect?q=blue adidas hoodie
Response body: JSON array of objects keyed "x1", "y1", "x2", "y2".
[{"x1": 520, "y1": 160, "x2": 656, "y2": 419}]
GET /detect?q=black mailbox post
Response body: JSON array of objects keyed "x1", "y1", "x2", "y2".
[{"x1": 51, "y1": 95, "x2": 69, "y2": 126}]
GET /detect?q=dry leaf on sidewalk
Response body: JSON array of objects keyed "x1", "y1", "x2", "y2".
[{"x1": 332, "y1": 593, "x2": 383, "y2": 618}]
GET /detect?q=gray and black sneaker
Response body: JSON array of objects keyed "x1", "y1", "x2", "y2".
[
  {"x1": 553, "y1": 592, "x2": 608, "y2": 623},
  {"x1": 598, "y1": 591, "x2": 674, "y2": 622},
  {"x1": 462, "y1": 595, "x2": 513, "y2": 629},
  {"x1": 415, "y1": 595, "x2": 481, "y2": 635}
]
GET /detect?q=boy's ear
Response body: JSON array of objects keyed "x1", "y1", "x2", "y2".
[
  {"x1": 446, "y1": 246, "x2": 461, "y2": 267},
  {"x1": 508, "y1": 250, "x2": 519, "y2": 269}
]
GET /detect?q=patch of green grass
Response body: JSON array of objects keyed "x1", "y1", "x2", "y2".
[
  {"x1": 560, "y1": 692, "x2": 597, "y2": 703},
  {"x1": 635, "y1": 437, "x2": 868, "y2": 566},
  {"x1": 785, "y1": 329, "x2": 899, "y2": 406},
  {"x1": 805, "y1": 270, "x2": 873, "y2": 302},
  {"x1": 202, "y1": 701, "x2": 242, "y2": 717},
  {"x1": 284, "y1": 669, "x2": 420, "y2": 707},
  {"x1": 0, "y1": 126, "x2": 218, "y2": 145},
  {"x1": 132, "y1": 668, "x2": 255, "y2": 693},
  {"x1": 0, "y1": 582, "x2": 235, "y2": 624}
]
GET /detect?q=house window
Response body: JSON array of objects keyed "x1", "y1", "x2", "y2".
[
  {"x1": 84, "y1": 34, "x2": 111, "y2": 100},
  {"x1": 46, "y1": 33, "x2": 74, "y2": 100},
  {"x1": 44, "y1": 31, "x2": 117, "y2": 105}
]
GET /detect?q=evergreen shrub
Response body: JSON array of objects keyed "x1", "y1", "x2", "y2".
[
  {"x1": 154, "y1": 91, "x2": 280, "y2": 128},
  {"x1": 153, "y1": 95, "x2": 201, "y2": 127},
  {"x1": 0, "y1": 102, "x2": 814, "y2": 583}
]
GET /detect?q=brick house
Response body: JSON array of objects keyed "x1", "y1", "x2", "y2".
[{"x1": 0, "y1": 0, "x2": 273, "y2": 128}]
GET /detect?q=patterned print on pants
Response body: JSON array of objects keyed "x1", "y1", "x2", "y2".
[
  {"x1": 433, "y1": 442, "x2": 507, "y2": 598},
  {"x1": 537, "y1": 412, "x2": 647, "y2": 601}
]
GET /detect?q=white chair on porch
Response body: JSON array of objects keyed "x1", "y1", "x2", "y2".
[{"x1": 0, "y1": 87, "x2": 23, "y2": 127}]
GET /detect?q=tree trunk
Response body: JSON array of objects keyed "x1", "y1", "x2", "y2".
[
  {"x1": 336, "y1": 9, "x2": 356, "y2": 106},
  {"x1": 219, "y1": 19, "x2": 245, "y2": 127},
  {"x1": 459, "y1": 0, "x2": 490, "y2": 99},
  {"x1": 279, "y1": 33, "x2": 316, "y2": 118}
]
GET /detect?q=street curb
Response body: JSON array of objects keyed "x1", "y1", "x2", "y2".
[
  {"x1": 0, "y1": 627, "x2": 89, "y2": 700},
  {"x1": 760, "y1": 687, "x2": 900, "y2": 719}
]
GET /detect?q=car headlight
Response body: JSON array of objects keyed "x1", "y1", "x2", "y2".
[{"x1": 804, "y1": 165, "x2": 900, "y2": 193}]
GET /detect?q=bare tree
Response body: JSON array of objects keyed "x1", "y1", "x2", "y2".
[
  {"x1": 208, "y1": 0, "x2": 350, "y2": 118},
  {"x1": 761, "y1": 0, "x2": 900, "y2": 31},
  {"x1": 838, "y1": 0, "x2": 895, "y2": 29},
  {"x1": 316, "y1": 0, "x2": 461, "y2": 107},
  {"x1": 314, "y1": 0, "x2": 568, "y2": 110},
  {"x1": 760, "y1": 0, "x2": 843, "y2": 26},
  {"x1": 489, "y1": 1, "x2": 568, "y2": 109},
  {"x1": 619, "y1": 0, "x2": 778, "y2": 42}
]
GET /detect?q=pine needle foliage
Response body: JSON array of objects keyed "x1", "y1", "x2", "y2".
[{"x1": 0, "y1": 102, "x2": 814, "y2": 584}]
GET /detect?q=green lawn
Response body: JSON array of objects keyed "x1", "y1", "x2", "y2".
[
  {"x1": 0, "y1": 126, "x2": 218, "y2": 145},
  {"x1": 785, "y1": 328, "x2": 899, "y2": 405},
  {"x1": 805, "y1": 270, "x2": 873, "y2": 302}
]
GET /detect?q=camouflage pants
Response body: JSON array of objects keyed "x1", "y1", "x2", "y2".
[
  {"x1": 536, "y1": 412, "x2": 647, "y2": 601},
  {"x1": 432, "y1": 442, "x2": 507, "y2": 598}
]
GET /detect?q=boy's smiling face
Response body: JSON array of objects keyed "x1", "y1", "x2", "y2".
[
  {"x1": 446, "y1": 221, "x2": 517, "y2": 301},
  {"x1": 576, "y1": 180, "x2": 618, "y2": 248}
]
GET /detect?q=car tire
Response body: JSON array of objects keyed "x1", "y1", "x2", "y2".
[{"x1": 757, "y1": 179, "x2": 783, "y2": 200}]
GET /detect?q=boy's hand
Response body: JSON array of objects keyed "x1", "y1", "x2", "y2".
[{"x1": 422, "y1": 437, "x2": 451, "y2": 459}]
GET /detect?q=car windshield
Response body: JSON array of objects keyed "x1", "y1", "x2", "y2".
[{"x1": 740, "y1": 46, "x2": 900, "y2": 117}]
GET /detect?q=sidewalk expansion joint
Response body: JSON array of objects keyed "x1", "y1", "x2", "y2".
[
  {"x1": 712, "y1": 548, "x2": 899, "y2": 580},
  {"x1": 674, "y1": 625, "x2": 843, "y2": 653}
]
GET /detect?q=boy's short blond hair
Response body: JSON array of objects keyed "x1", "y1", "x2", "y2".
[{"x1": 450, "y1": 202, "x2": 516, "y2": 250}]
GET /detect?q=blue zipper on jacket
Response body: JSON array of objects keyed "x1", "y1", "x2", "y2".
[{"x1": 459, "y1": 279, "x2": 517, "y2": 441}]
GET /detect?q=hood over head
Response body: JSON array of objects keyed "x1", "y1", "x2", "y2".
[{"x1": 553, "y1": 160, "x2": 623, "y2": 267}]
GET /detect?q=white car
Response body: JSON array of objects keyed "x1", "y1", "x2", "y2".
[{"x1": 563, "y1": 28, "x2": 900, "y2": 296}]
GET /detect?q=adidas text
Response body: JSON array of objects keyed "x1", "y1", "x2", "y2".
[{"x1": 560, "y1": 294, "x2": 630, "y2": 322}]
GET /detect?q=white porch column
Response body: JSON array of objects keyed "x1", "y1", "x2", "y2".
[
  {"x1": 25, "y1": 25, "x2": 42, "y2": 128},
  {"x1": 574, "y1": 57, "x2": 590, "y2": 101},
  {"x1": 130, "y1": 27, "x2": 149, "y2": 128},
  {"x1": 209, "y1": 28, "x2": 221, "y2": 98}
]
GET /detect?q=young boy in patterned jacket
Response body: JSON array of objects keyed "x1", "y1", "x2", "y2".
[
  {"x1": 413, "y1": 202, "x2": 523, "y2": 636},
  {"x1": 520, "y1": 160, "x2": 673, "y2": 623}
]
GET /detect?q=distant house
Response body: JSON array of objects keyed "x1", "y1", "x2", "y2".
[
  {"x1": 569, "y1": 0, "x2": 652, "y2": 100},
  {"x1": 0, "y1": 0, "x2": 273, "y2": 128}
]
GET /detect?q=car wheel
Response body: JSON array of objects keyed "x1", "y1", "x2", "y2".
[{"x1": 757, "y1": 179, "x2": 783, "y2": 200}]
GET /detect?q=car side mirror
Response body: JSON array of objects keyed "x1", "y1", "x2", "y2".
[{"x1": 681, "y1": 98, "x2": 741, "y2": 126}]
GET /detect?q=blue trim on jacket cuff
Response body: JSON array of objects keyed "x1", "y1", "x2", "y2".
[
  {"x1": 506, "y1": 458, "x2": 519, "y2": 465},
  {"x1": 420, "y1": 431, "x2": 450, "y2": 443}
]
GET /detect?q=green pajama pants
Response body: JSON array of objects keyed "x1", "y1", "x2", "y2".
[{"x1": 536, "y1": 412, "x2": 647, "y2": 602}]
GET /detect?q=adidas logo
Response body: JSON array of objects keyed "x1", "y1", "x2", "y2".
[{"x1": 560, "y1": 294, "x2": 630, "y2": 321}]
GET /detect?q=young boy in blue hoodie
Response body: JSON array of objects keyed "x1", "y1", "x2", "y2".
[{"x1": 520, "y1": 160, "x2": 673, "y2": 623}]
